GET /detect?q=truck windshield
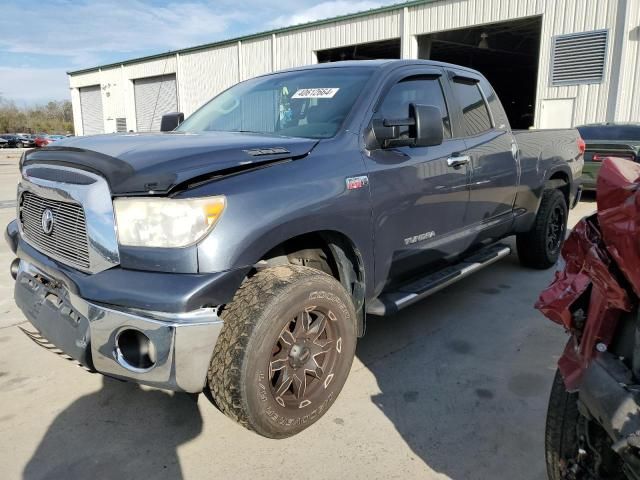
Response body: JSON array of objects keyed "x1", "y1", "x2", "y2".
[{"x1": 176, "y1": 67, "x2": 374, "y2": 139}]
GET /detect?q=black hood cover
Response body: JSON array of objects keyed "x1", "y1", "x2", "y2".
[{"x1": 22, "y1": 131, "x2": 318, "y2": 195}]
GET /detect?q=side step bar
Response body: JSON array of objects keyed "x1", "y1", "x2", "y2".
[{"x1": 367, "y1": 243, "x2": 511, "y2": 316}]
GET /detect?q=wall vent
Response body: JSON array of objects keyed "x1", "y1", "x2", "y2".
[
  {"x1": 551, "y1": 30, "x2": 608, "y2": 86},
  {"x1": 115, "y1": 118, "x2": 127, "y2": 133}
]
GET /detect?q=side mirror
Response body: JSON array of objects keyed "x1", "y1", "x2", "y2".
[
  {"x1": 371, "y1": 103, "x2": 443, "y2": 148},
  {"x1": 411, "y1": 104, "x2": 444, "y2": 147},
  {"x1": 160, "y1": 112, "x2": 184, "y2": 132}
]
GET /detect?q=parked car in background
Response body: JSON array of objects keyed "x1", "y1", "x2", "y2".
[
  {"x1": 16, "y1": 134, "x2": 35, "y2": 148},
  {"x1": 0, "y1": 134, "x2": 22, "y2": 148},
  {"x1": 34, "y1": 135, "x2": 50, "y2": 148},
  {"x1": 35, "y1": 134, "x2": 65, "y2": 147},
  {"x1": 0, "y1": 138, "x2": 7, "y2": 149},
  {"x1": 577, "y1": 123, "x2": 640, "y2": 190}
]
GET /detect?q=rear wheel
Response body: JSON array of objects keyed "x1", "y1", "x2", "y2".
[
  {"x1": 207, "y1": 265, "x2": 357, "y2": 438},
  {"x1": 517, "y1": 189, "x2": 568, "y2": 269}
]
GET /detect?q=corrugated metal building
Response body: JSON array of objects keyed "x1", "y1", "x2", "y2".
[{"x1": 67, "y1": 0, "x2": 640, "y2": 135}]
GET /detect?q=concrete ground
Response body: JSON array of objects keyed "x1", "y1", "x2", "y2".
[{"x1": 0, "y1": 148, "x2": 596, "y2": 480}]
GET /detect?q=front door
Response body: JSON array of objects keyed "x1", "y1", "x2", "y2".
[{"x1": 363, "y1": 69, "x2": 470, "y2": 290}]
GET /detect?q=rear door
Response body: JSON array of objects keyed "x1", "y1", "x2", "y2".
[
  {"x1": 447, "y1": 71, "x2": 518, "y2": 237},
  {"x1": 363, "y1": 67, "x2": 470, "y2": 287}
]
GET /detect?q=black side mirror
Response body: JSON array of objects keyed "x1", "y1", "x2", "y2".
[
  {"x1": 371, "y1": 103, "x2": 443, "y2": 148},
  {"x1": 411, "y1": 104, "x2": 444, "y2": 147},
  {"x1": 160, "y1": 112, "x2": 184, "y2": 132}
]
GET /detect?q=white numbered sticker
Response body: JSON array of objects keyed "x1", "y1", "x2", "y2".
[{"x1": 292, "y1": 88, "x2": 339, "y2": 99}]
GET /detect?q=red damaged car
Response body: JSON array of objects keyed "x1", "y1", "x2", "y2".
[{"x1": 537, "y1": 157, "x2": 640, "y2": 480}]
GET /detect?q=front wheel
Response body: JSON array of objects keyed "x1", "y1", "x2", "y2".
[
  {"x1": 545, "y1": 369, "x2": 625, "y2": 479},
  {"x1": 517, "y1": 189, "x2": 568, "y2": 269},
  {"x1": 207, "y1": 265, "x2": 357, "y2": 438}
]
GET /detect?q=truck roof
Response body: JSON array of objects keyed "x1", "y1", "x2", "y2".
[{"x1": 272, "y1": 59, "x2": 484, "y2": 77}]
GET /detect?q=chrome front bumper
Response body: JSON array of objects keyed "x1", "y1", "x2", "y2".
[{"x1": 15, "y1": 260, "x2": 223, "y2": 393}]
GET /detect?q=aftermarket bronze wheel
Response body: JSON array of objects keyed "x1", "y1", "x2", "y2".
[{"x1": 207, "y1": 265, "x2": 357, "y2": 439}]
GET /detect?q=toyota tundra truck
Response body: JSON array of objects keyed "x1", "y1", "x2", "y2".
[{"x1": 6, "y1": 60, "x2": 583, "y2": 438}]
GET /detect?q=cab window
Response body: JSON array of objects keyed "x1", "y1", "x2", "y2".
[
  {"x1": 451, "y1": 79, "x2": 493, "y2": 136},
  {"x1": 378, "y1": 76, "x2": 452, "y2": 139}
]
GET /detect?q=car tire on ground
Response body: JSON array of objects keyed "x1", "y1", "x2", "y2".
[
  {"x1": 545, "y1": 369, "x2": 624, "y2": 479},
  {"x1": 207, "y1": 264, "x2": 357, "y2": 439},
  {"x1": 516, "y1": 188, "x2": 568, "y2": 269}
]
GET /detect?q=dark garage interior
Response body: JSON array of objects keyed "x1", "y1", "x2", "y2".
[
  {"x1": 316, "y1": 16, "x2": 542, "y2": 129},
  {"x1": 316, "y1": 38, "x2": 401, "y2": 62}
]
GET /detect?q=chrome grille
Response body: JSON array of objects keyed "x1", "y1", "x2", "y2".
[{"x1": 19, "y1": 191, "x2": 90, "y2": 269}]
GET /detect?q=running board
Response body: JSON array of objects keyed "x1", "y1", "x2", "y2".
[{"x1": 367, "y1": 243, "x2": 512, "y2": 316}]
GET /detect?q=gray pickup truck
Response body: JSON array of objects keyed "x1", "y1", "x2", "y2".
[{"x1": 6, "y1": 60, "x2": 583, "y2": 438}]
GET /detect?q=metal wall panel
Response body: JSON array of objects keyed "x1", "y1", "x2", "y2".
[
  {"x1": 616, "y1": 0, "x2": 640, "y2": 122},
  {"x1": 240, "y1": 37, "x2": 273, "y2": 80},
  {"x1": 79, "y1": 85, "x2": 104, "y2": 135},
  {"x1": 535, "y1": 0, "x2": 621, "y2": 128},
  {"x1": 177, "y1": 44, "x2": 239, "y2": 116},
  {"x1": 125, "y1": 56, "x2": 177, "y2": 82},
  {"x1": 134, "y1": 74, "x2": 178, "y2": 132},
  {"x1": 407, "y1": 0, "x2": 543, "y2": 35},
  {"x1": 275, "y1": 10, "x2": 401, "y2": 70}
]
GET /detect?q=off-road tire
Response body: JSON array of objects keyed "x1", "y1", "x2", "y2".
[
  {"x1": 207, "y1": 265, "x2": 357, "y2": 439},
  {"x1": 517, "y1": 189, "x2": 568, "y2": 269}
]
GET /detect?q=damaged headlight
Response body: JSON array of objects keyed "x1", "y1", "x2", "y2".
[{"x1": 113, "y1": 196, "x2": 226, "y2": 248}]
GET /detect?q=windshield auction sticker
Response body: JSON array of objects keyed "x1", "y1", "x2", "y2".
[{"x1": 292, "y1": 88, "x2": 339, "y2": 99}]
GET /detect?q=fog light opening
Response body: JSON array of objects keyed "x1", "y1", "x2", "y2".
[
  {"x1": 10, "y1": 258, "x2": 20, "y2": 280},
  {"x1": 115, "y1": 329, "x2": 156, "y2": 372}
]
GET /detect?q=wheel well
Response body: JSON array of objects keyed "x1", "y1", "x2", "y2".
[
  {"x1": 257, "y1": 231, "x2": 366, "y2": 336},
  {"x1": 547, "y1": 171, "x2": 570, "y2": 206}
]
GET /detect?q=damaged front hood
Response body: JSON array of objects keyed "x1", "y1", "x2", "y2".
[
  {"x1": 22, "y1": 131, "x2": 318, "y2": 194},
  {"x1": 536, "y1": 157, "x2": 640, "y2": 389}
]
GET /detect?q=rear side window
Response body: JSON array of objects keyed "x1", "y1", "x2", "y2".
[
  {"x1": 378, "y1": 76, "x2": 452, "y2": 139},
  {"x1": 451, "y1": 80, "x2": 493, "y2": 136}
]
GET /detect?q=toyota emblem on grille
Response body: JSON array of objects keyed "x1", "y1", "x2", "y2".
[{"x1": 41, "y1": 209, "x2": 54, "y2": 235}]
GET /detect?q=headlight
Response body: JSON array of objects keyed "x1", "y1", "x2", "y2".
[{"x1": 113, "y1": 196, "x2": 226, "y2": 248}]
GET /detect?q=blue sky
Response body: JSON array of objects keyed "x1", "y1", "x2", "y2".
[{"x1": 0, "y1": 0, "x2": 390, "y2": 105}]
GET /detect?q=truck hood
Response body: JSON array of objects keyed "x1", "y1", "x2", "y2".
[{"x1": 22, "y1": 131, "x2": 318, "y2": 195}]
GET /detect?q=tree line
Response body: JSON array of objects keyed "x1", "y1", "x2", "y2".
[{"x1": 0, "y1": 97, "x2": 74, "y2": 134}]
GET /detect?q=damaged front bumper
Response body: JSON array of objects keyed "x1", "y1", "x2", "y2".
[
  {"x1": 15, "y1": 259, "x2": 222, "y2": 393},
  {"x1": 15, "y1": 260, "x2": 222, "y2": 393}
]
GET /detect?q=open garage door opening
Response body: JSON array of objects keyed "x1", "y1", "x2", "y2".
[
  {"x1": 317, "y1": 38, "x2": 400, "y2": 62},
  {"x1": 420, "y1": 17, "x2": 542, "y2": 129}
]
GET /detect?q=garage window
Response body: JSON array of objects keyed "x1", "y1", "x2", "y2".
[{"x1": 451, "y1": 80, "x2": 493, "y2": 137}]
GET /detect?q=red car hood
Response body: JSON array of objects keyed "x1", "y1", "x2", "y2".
[{"x1": 536, "y1": 157, "x2": 640, "y2": 389}]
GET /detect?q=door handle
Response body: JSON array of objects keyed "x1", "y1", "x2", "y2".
[{"x1": 447, "y1": 155, "x2": 471, "y2": 168}]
